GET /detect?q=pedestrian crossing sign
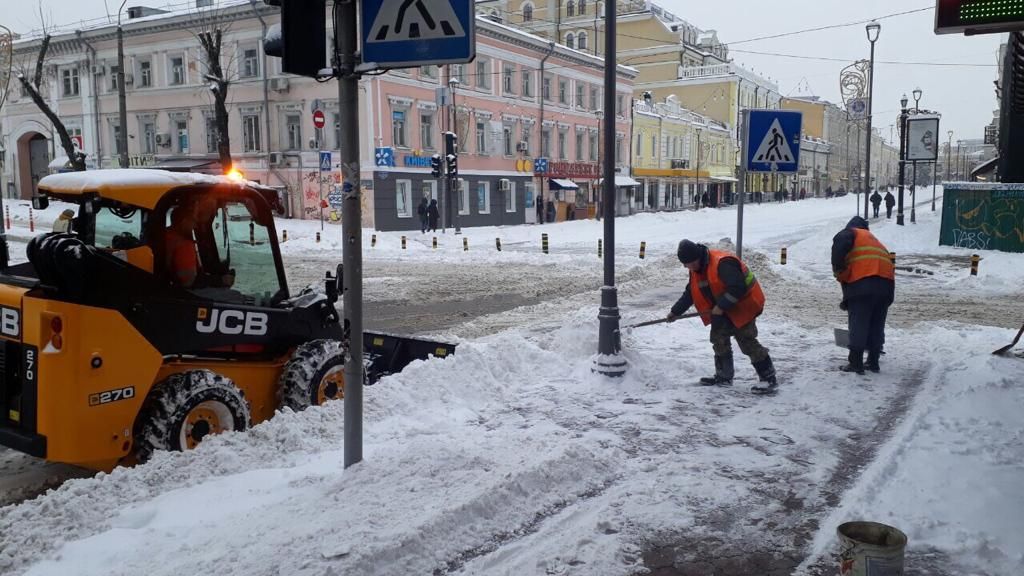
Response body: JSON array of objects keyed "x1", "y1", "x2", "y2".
[
  {"x1": 361, "y1": 0, "x2": 475, "y2": 69},
  {"x1": 744, "y1": 110, "x2": 802, "y2": 173}
]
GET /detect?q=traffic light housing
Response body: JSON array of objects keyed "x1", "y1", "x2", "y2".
[
  {"x1": 445, "y1": 132, "x2": 458, "y2": 176},
  {"x1": 430, "y1": 154, "x2": 442, "y2": 178},
  {"x1": 263, "y1": 0, "x2": 327, "y2": 77},
  {"x1": 936, "y1": 0, "x2": 1024, "y2": 35}
]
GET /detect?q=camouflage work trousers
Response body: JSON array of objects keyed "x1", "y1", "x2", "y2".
[{"x1": 710, "y1": 319, "x2": 769, "y2": 362}]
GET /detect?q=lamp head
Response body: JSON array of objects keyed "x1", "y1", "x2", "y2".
[{"x1": 866, "y1": 21, "x2": 881, "y2": 42}]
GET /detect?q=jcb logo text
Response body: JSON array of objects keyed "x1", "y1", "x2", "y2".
[{"x1": 196, "y1": 309, "x2": 269, "y2": 336}]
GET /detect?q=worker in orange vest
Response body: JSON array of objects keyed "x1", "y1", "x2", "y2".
[
  {"x1": 668, "y1": 240, "x2": 778, "y2": 394},
  {"x1": 164, "y1": 202, "x2": 200, "y2": 288},
  {"x1": 832, "y1": 216, "x2": 895, "y2": 374}
]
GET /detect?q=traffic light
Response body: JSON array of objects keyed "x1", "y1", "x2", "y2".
[
  {"x1": 444, "y1": 132, "x2": 458, "y2": 176},
  {"x1": 263, "y1": 0, "x2": 327, "y2": 77},
  {"x1": 936, "y1": 0, "x2": 1024, "y2": 35},
  {"x1": 430, "y1": 154, "x2": 442, "y2": 178}
]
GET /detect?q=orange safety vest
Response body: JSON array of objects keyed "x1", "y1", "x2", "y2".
[
  {"x1": 836, "y1": 228, "x2": 895, "y2": 284},
  {"x1": 164, "y1": 228, "x2": 198, "y2": 287},
  {"x1": 689, "y1": 250, "x2": 766, "y2": 329}
]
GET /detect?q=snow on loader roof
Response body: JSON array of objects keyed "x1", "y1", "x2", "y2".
[{"x1": 37, "y1": 169, "x2": 264, "y2": 209}]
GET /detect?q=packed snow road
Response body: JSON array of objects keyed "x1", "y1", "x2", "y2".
[{"x1": 1, "y1": 193, "x2": 1022, "y2": 576}]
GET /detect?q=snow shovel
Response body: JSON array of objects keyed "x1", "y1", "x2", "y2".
[
  {"x1": 628, "y1": 312, "x2": 699, "y2": 329},
  {"x1": 992, "y1": 322, "x2": 1024, "y2": 356}
]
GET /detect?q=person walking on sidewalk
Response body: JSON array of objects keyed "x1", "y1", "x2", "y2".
[
  {"x1": 667, "y1": 240, "x2": 779, "y2": 394},
  {"x1": 870, "y1": 189, "x2": 882, "y2": 218},
  {"x1": 417, "y1": 197, "x2": 429, "y2": 233},
  {"x1": 884, "y1": 190, "x2": 896, "y2": 219},
  {"x1": 427, "y1": 199, "x2": 440, "y2": 232},
  {"x1": 832, "y1": 216, "x2": 895, "y2": 375}
]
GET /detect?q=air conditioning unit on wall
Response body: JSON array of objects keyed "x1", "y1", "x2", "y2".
[
  {"x1": 271, "y1": 77, "x2": 290, "y2": 92},
  {"x1": 515, "y1": 141, "x2": 528, "y2": 153},
  {"x1": 269, "y1": 152, "x2": 284, "y2": 166}
]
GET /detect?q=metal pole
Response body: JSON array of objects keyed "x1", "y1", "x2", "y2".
[
  {"x1": 451, "y1": 80, "x2": 461, "y2": 234},
  {"x1": 336, "y1": 0, "x2": 363, "y2": 468},
  {"x1": 911, "y1": 160, "x2": 917, "y2": 223},
  {"x1": 856, "y1": 125, "x2": 861, "y2": 214},
  {"x1": 318, "y1": 140, "x2": 325, "y2": 231},
  {"x1": 931, "y1": 160, "x2": 937, "y2": 211},
  {"x1": 117, "y1": 0, "x2": 129, "y2": 169},
  {"x1": 897, "y1": 102, "x2": 907, "y2": 225},
  {"x1": 594, "y1": 0, "x2": 625, "y2": 377},
  {"x1": 736, "y1": 110, "x2": 747, "y2": 260},
  {"x1": 864, "y1": 38, "x2": 877, "y2": 220},
  {"x1": 695, "y1": 129, "x2": 700, "y2": 210}
]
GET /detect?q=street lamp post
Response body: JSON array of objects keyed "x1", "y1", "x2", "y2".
[
  {"x1": 946, "y1": 130, "x2": 954, "y2": 182},
  {"x1": 897, "y1": 94, "x2": 908, "y2": 225},
  {"x1": 116, "y1": 0, "x2": 130, "y2": 169},
  {"x1": 911, "y1": 87, "x2": 921, "y2": 224},
  {"x1": 862, "y1": 21, "x2": 881, "y2": 219}
]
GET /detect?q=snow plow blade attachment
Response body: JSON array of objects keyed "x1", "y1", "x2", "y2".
[
  {"x1": 992, "y1": 323, "x2": 1024, "y2": 356},
  {"x1": 364, "y1": 331, "x2": 457, "y2": 384}
]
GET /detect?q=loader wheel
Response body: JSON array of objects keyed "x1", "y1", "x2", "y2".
[
  {"x1": 134, "y1": 370, "x2": 251, "y2": 462},
  {"x1": 279, "y1": 340, "x2": 347, "y2": 411}
]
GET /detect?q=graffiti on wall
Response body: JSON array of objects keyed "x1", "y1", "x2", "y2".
[
  {"x1": 941, "y1": 187, "x2": 1024, "y2": 253},
  {"x1": 302, "y1": 171, "x2": 343, "y2": 222}
]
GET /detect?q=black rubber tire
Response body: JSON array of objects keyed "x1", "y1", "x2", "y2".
[
  {"x1": 134, "y1": 370, "x2": 251, "y2": 463},
  {"x1": 278, "y1": 340, "x2": 346, "y2": 411}
]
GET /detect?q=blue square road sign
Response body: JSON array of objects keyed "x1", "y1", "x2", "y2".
[
  {"x1": 744, "y1": 110, "x2": 803, "y2": 173},
  {"x1": 361, "y1": 0, "x2": 475, "y2": 69}
]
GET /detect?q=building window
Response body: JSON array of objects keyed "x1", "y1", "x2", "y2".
[
  {"x1": 451, "y1": 63, "x2": 467, "y2": 85},
  {"x1": 205, "y1": 116, "x2": 218, "y2": 153},
  {"x1": 243, "y1": 113, "x2": 262, "y2": 152},
  {"x1": 542, "y1": 128, "x2": 551, "y2": 157},
  {"x1": 651, "y1": 135, "x2": 657, "y2": 159},
  {"x1": 521, "y1": 127, "x2": 531, "y2": 156},
  {"x1": 575, "y1": 131, "x2": 584, "y2": 161},
  {"x1": 522, "y1": 3, "x2": 533, "y2": 21},
  {"x1": 524, "y1": 181, "x2": 536, "y2": 209},
  {"x1": 636, "y1": 133, "x2": 643, "y2": 156},
  {"x1": 458, "y1": 181, "x2": 470, "y2": 215},
  {"x1": 477, "y1": 181, "x2": 491, "y2": 214},
  {"x1": 503, "y1": 126, "x2": 513, "y2": 156},
  {"x1": 392, "y1": 109, "x2": 408, "y2": 147},
  {"x1": 333, "y1": 113, "x2": 342, "y2": 149},
  {"x1": 542, "y1": 74, "x2": 552, "y2": 101},
  {"x1": 578, "y1": 0, "x2": 587, "y2": 13},
  {"x1": 578, "y1": 32, "x2": 588, "y2": 51},
  {"x1": 616, "y1": 135, "x2": 623, "y2": 163},
  {"x1": 565, "y1": 33, "x2": 575, "y2": 49},
  {"x1": 176, "y1": 120, "x2": 190, "y2": 153},
  {"x1": 420, "y1": 113, "x2": 434, "y2": 149},
  {"x1": 505, "y1": 181, "x2": 516, "y2": 212},
  {"x1": 170, "y1": 56, "x2": 185, "y2": 85},
  {"x1": 241, "y1": 48, "x2": 259, "y2": 78},
  {"x1": 558, "y1": 79, "x2": 568, "y2": 104},
  {"x1": 422, "y1": 180, "x2": 438, "y2": 202},
  {"x1": 475, "y1": 58, "x2": 491, "y2": 90},
  {"x1": 616, "y1": 94, "x2": 624, "y2": 116},
  {"x1": 109, "y1": 65, "x2": 120, "y2": 91},
  {"x1": 558, "y1": 130, "x2": 567, "y2": 160},
  {"x1": 142, "y1": 120, "x2": 156, "y2": 154},
  {"x1": 112, "y1": 124, "x2": 125, "y2": 157},
  {"x1": 566, "y1": 0, "x2": 575, "y2": 16},
  {"x1": 590, "y1": 87, "x2": 599, "y2": 110},
  {"x1": 476, "y1": 121, "x2": 487, "y2": 154},
  {"x1": 139, "y1": 59, "x2": 152, "y2": 87},
  {"x1": 420, "y1": 65, "x2": 438, "y2": 80},
  {"x1": 589, "y1": 132, "x2": 598, "y2": 161},
  {"x1": 575, "y1": 83, "x2": 585, "y2": 108},
  {"x1": 285, "y1": 114, "x2": 301, "y2": 150},
  {"x1": 502, "y1": 64, "x2": 516, "y2": 94},
  {"x1": 61, "y1": 67, "x2": 80, "y2": 97},
  {"x1": 521, "y1": 68, "x2": 533, "y2": 98},
  {"x1": 396, "y1": 180, "x2": 413, "y2": 217}
]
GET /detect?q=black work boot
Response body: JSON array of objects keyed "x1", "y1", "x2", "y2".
[
  {"x1": 700, "y1": 354, "x2": 734, "y2": 386},
  {"x1": 751, "y1": 356, "x2": 778, "y2": 394},
  {"x1": 840, "y1": 348, "x2": 866, "y2": 375},
  {"x1": 865, "y1": 350, "x2": 881, "y2": 373}
]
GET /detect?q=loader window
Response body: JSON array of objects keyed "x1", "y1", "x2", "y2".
[
  {"x1": 95, "y1": 206, "x2": 144, "y2": 250},
  {"x1": 215, "y1": 200, "x2": 282, "y2": 306}
]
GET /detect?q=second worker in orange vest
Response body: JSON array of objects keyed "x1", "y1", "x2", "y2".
[{"x1": 668, "y1": 240, "x2": 778, "y2": 394}]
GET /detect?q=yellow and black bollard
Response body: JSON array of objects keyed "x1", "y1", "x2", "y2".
[
  {"x1": 970, "y1": 254, "x2": 980, "y2": 276},
  {"x1": 598, "y1": 239, "x2": 603, "y2": 258},
  {"x1": 433, "y1": 236, "x2": 438, "y2": 250},
  {"x1": 401, "y1": 236, "x2": 407, "y2": 250},
  {"x1": 639, "y1": 241, "x2": 647, "y2": 259},
  {"x1": 780, "y1": 247, "x2": 788, "y2": 265},
  {"x1": 316, "y1": 231, "x2": 321, "y2": 244},
  {"x1": 249, "y1": 222, "x2": 256, "y2": 246},
  {"x1": 282, "y1": 230, "x2": 288, "y2": 243},
  {"x1": 463, "y1": 237, "x2": 469, "y2": 251},
  {"x1": 542, "y1": 233, "x2": 549, "y2": 254},
  {"x1": 495, "y1": 238, "x2": 502, "y2": 251},
  {"x1": 371, "y1": 233, "x2": 377, "y2": 248}
]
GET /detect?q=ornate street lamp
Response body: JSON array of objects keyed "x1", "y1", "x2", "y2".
[{"x1": 862, "y1": 20, "x2": 881, "y2": 219}]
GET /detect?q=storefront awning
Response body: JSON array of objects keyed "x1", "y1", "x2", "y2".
[
  {"x1": 548, "y1": 178, "x2": 579, "y2": 190},
  {"x1": 711, "y1": 176, "x2": 739, "y2": 183},
  {"x1": 596, "y1": 175, "x2": 642, "y2": 187}
]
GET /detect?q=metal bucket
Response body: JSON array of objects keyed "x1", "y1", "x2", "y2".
[{"x1": 837, "y1": 521, "x2": 907, "y2": 576}]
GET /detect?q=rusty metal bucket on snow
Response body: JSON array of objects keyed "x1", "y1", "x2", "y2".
[{"x1": 837, "y1": 521, "x2": 907, "y2": 576}]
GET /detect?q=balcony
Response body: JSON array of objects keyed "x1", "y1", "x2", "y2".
[{"x1": 677, "y1": 63, "x2": 776, "y2": 90}]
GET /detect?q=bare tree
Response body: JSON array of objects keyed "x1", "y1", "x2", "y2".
[{"x1": 191, "y1": 5, "x2": 237, "y2": 173}]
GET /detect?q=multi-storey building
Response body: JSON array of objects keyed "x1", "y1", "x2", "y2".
[{"x1": 0, "y1": 2, "x2": 634, "y2": 231}]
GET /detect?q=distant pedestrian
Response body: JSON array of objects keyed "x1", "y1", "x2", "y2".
[
  {"x1": 546, "y1": 199, "x2": 556, "y2": 223},
  {"x1": 427, "y1": 199, "x2": 440, "y2": 232},
  {"x1": 826, "y1": 186, "x2": 833, "y2": 198},
  {"x1": 701, "y1": 191, "x2": 710, "y2": 209},
  {"x1": 832, "y1": 217, "x2": 895, "y2": 375},
  {"x1": 52, "y1": 209, "x2": 75, "y2": 234},
  {"x1": 799, "y1": 187, "x2": 807, "y2": 201},
  {"x1": 668, "y1": 240, "x2": 778, "y2": 394},
  {"x1": 870, "y1": 190, "x2": 882, "y2": 218},
  {"x1": 536, "y1": 197, "x2": 545, "y2": 224},
  {"x1": 417, "y1": 197, "x2": 429, "y2": 233},
  {"x1": 884, "y1": 191, "x2": 895, "y2": 219}
]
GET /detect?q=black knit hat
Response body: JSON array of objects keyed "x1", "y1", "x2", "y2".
[{"x1": 677, "y1": 239, "x2": 704, "y2": 264}]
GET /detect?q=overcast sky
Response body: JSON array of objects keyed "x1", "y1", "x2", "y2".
[{"x1": 6, "y1": 0, "x2": 1003, "y2": 142}]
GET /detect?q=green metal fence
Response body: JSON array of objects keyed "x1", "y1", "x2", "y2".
[{"x1": 940, "y1": 184, "x2": 1024, "y2": 253}]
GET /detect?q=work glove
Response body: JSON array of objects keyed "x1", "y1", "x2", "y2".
[
  {"x1": 666, "y1": 312, "x2": 681, "y2": 322},
  {"x1": 839, "y1": 300, "x2": 848, "y2": 312}
]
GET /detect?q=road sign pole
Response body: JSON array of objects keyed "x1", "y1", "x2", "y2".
[
  {"x1": 319, "y1": 146, "x2": 325, "y2": 231},
  {"x1": 737, "y1": 110, "x2": 748, "y2": 261},
  {"x1": 337, "y1": 0, "x2": 363, "y2": 469}
]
